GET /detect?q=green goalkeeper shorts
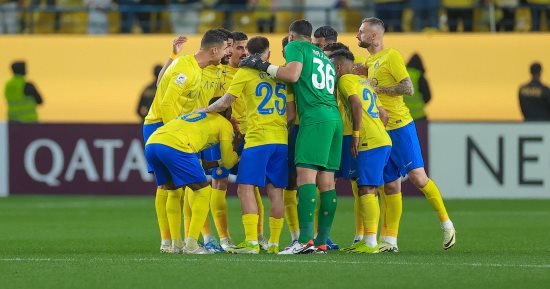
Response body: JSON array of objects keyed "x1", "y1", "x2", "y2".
[{"x1": 295, "y1": 119, "x2": 343, "y2": 171}]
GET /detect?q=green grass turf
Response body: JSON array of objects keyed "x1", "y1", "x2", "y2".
[{"x1": 1, "y1": 196, "x2": 549, "y2": 289}]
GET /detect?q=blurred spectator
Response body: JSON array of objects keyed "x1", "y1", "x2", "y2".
[
  {"x1": 411, "y1": 0, "x2": 440, "y2": 31},
  {"x1": 4, "y1": 61, "x2": 43, "y2": 123},
  {"x1": 137, "y1": 65, "x2": 162, "y2": 121},
  {"x1": 443, "y1": 0, "x2": 477, "y2": 32},
  {"x1": 519, "y1": 62, "x2": 550, "y2": 121},
  {"x1": 250, "y1": 0, "x2": 275, "y2": 33},
  {"x1": 169, "y1": 0, "x2": 201, "y2": 34},
  {"x1": 525, "y1": 0, "x2": 550, "y2": 31},
  {"x1": 119, "y1": 0, "x2": 151, "y2": 33},
  {"x1": 375, "y1": 0, "x2": 405, "y2": 32},
  {"x1": 305, "y1": 0, "x2": 345, "y2": 32},
  {"x1": 31, "y1": 0, "x2": 61, "y2": 32},
  {"x1": 219, "y1": 0, "x2": 247, "y2": 30},
  {"x1": 494, "y1": 0, "x2": 518, "y2": 31},
  {"x1": 405, "y1": 54, "x2": 431, "y2": 121},
  {"x1": 85, "y1": 0, "x2": 112, "y2": 34},
  {"x1": 0, "y1": 0, "x2": 19, "y2": 34}
]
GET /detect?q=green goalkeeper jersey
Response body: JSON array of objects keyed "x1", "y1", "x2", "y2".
[{"x1": 284, "y1": 40, "x2": 340, "y2": 125}]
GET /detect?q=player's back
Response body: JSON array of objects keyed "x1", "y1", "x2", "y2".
[
  {"x1": 217, "y1": 64, "x2": 248, "y2": 133},
  {"x1": 338, "y1": 74, "x2": 391, "y2": 150},
  {"x1": 285, "y1": 40, "x2": 339, "y2": 125},
  {"x1": 145, "y1": 55, "x2": 202, "y2": 124},
  {"x1": 227, "y1": 67, "x2": 288, "y2": 148},
  {"x1": 146, "y1": 112, "x2": 233, "y2": 153},
  {"x1": 365, "y1": 48, "x2": 412, "y2": 130}
]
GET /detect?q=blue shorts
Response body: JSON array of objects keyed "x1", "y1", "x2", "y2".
[
  {"x1": 144, "y1": 144, "x2": 207, "y2": 187},
  {"x1": 237, "y1": 144, "x2": 288, "y2": 188},
  {"x1": 336, "y1": 135, "x2": 358, "y2": 179},
  {"x1": 142, "y1": 122, "x2": 163, "y2": 173},
  {"x1": 211, "y1": 138, "x2": 244, "y2": 179},
  {"x1": 383, "y1": 121, "x2": 425, "y2": 183},
  {"x1": 287, "y1": 125, "x2": 299, "y2": 178},
  {"x1": 357, "y1": 146, "x2": 391, "y2": 187}
]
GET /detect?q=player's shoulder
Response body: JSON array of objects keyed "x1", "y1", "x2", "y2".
[{"x1": 386, "y1": 48, "x2": 405, "y2": 59}]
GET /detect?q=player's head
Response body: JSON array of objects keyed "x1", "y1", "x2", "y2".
[
  {"x1": 288, "y1": 19, "x2": 312, "y2": 42},
  {"x1": 329, "y1": 49, "x2": 355, "y2": 77},
  {"x1": 357, "y1": 17, "x2": 385, "y2": 49},
  {"x1": 201, "y1": 29, "x2": 228, "y2": 66},
  {"x1": 282, "y1": 36, "x2": 289, "y2": 58},
  {"x1": 11, "y1": 61, "x2": 26, "y2": 76},
  {"x1": 215, "y1": 28, "x2": 233, "y2": 64},
  {"x1": 323, "y1": 42, "x2": 349, "y2": 57},
  {"x1": 247, "y1": 36, "x2": 270, "y2": 61},
  {"x1": 153, "y1": 64, "x2": 162, "y2": 79},
  {"x1": 210, "y1": 97, "x2": 232, "y2": 120},
  {"x1": 229, "y1": 32, "x2": 249, "y2": 66},
  {"x1": 407, "y1": 53, "x2": 425, "y2": 73},
  {"x1": 530, "y1": 62, "x2": 542, "y2": 79},
  {"x1": 313, "y1": 26, "x2": 338, "y2": 49}
]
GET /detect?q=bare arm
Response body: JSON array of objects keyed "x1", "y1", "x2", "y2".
[
  {"x1": 379, "y1": 106, "x2": 389, "y2": 127},
  {"x1": 200, "y1": 93, "x2": 237, "y2": 113},
  {"x1": 275, "y1": 62, "x2": 302, "y2": 83},
  {"x1": 349, "y1": 94, "x2": 362, "y2": 158},
  {"x1": 375, "y1": 77, "x2": 414, "y2": 97},
  {"x1": 157, "y1": 36, "x2": 188, "y2": 86},
  {"x1": 286, "y1": 101, "x2": 296, "y2": 126}
]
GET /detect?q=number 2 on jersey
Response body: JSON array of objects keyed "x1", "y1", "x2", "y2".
[
  {"x1": 362, "y1": 89, "x2": 379, "y2": 118},
  {"x1": 256, "y1": 82, "x2": 286, "y2": 115}
]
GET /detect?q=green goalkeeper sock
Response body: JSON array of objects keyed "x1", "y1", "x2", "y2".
[
  {"x1": 315, "y1": 189, "x2": 338, "y2": 246},
  {"x1": 297, "y1": 184, "x2": 318, "y2": 243}
]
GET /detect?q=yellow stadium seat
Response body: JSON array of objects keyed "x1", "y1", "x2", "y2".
[
  {"x1": 198, "y1": 10, "x2": 224, "y2": 33},
  {"x1": 274, "y1": 10, "x2": 304, "y2": 33},
  {"x1": 232, "y1": 11, "x2": 257, "y2": 33}
]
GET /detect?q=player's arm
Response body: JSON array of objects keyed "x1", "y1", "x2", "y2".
[
  {"x1": 348, "y1": 94, "x2": 362, "y2": 158},
  {"x1": 159, "y1": 74, "x2": 189, "y2": 123},
  {"x1": 157, "y1": 36, "x2": 188, "y2": 86},
  {"x1": 379, "y1": 106, "x2": 389, "y2": 127},
  {"x1": 286, "y1": 101, "x2": 296, "y2": 127},
  {"x1": 219, "y1": 139, "x2": 240, "y2": 170},
  {"x1": 375, "y1": 77, "x2": 414, "y2": 96},
  {"x1": 199, "y1": 93, "x2": 237, "y2": 113},
  {"x1": 239, "y1": 43, "x2": 303, "y2": 83}
]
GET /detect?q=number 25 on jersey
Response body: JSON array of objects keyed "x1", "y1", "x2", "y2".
[{"x1": 255, "y1": 82, "x2": 287, "y2": 115}]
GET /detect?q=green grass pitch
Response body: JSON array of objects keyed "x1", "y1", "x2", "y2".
[{"x1": 1, "y1": 196, "x2": 549, "y2": 289}]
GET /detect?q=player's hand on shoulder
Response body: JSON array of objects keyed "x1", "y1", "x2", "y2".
[
  {"x1": 239, "y1": 53, "x2": 270, "y2": 72},
  {"x1": 195, "y1": 108, "x2": 207, "y2": 113}
]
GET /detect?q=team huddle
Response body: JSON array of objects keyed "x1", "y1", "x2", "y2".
[{"x1": 142, "y1": 18, "x2": 456, "y2": 255}]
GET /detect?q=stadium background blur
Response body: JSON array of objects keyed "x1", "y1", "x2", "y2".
[{"x1": 1, "y1": 1, "x2": 549, "y2": 289}]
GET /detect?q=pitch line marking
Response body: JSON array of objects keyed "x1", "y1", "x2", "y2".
[{"x1": 1, "y1": 257, "x2": 549, "y2": 269}]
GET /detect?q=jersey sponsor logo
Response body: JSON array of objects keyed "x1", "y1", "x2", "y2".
[{"x1": 175, "y1": 73, "x2": 187, "y2": 86}]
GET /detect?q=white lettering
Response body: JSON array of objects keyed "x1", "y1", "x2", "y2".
[
  {"x1": 64, "y1": 139, "x2": 99, "y2": 182},
  {"x1": 93, "y1": 139, "x2": 123, "y2": 182},
  {"x1": 118, "y1": 139, "x2": 153, "y2": 182},
  {"x1": 24, "y1": 139, "x2": 64, "y2": 186}
]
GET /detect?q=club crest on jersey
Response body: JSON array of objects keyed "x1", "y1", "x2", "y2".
[
  {"x1": 374, "y1": 61, "x2": 380, "y2": 69},
  {"x1": 175, "y1": 73, "x2": 187, "y2": 86}
]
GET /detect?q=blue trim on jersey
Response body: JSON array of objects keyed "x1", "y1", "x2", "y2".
[
  {"x1": 144, "y1": 144, "x2": 207, "y2": 187},
  {"x1": 142, "y1": 122, "x2": 163, "y2": 173},
  {"x1": 357, "y1": 145, "x2": 391, "y2": 187},
  {"x1": 383, "y1": 121, "x2": 425, "y2": 183},
  {"x1": 236, "y1": 144, "x2": 288, "y2": 188},
  {"x1": 336, "y1": 135, "x2": 358, "y2": 179}
]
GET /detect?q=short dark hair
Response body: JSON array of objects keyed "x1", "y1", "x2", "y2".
[
  {"x1": 247, "y1": 36, "x2": 270, "y2": 55},
  {"x1": 289, "y1": 19, "x2": 312, "y2": 37},
  {"x1": 314, "y1": 26, "x2": 338, "y2": 42},
  {"x1": 231, "y1": 31, "x2": 248, "y2": 42},
  {"x1": 201, "y1": 29, "x2": 226, "y2": 48},
  {"x1": 329, "y1": 49, "x2": 355, "y2": 63},
  {"x1": 153, "y1": 64, "x2": 162, "y2": 78},
  {"x1": 530, "y1": 62, "x2": 542, "y2": 76},
  {"x1": 11, "y1": 61, "x2": 26, "y2": 75},
  {"x1": 209, "y1": 96, "x2": 221, "y2": 106},
  {"x1": 323, "y1": 42, "x2": 349, "y2": 53},
  {"x1": 362, "y1": 17, "x2": 385, "y2": 32},
  {"x1": 282, "y1": 36, "x2": 289, "y2": 49},
  {"x1": 215, "y1": 28, "x2": 233, "y2": 40}
]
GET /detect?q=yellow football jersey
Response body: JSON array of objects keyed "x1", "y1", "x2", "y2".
[
  {"x1": 365, "y1": 48, "x2": 413, "y2": 130},
  {"x1": 146, "y1": 112, "x2": 239, "y2": 169},
  {"x1": 337, "y1": 90, "x2": 353, "y2": 136},
  {"x1": 226, "y1": 68, "x2": 288, "y2": 148},
  {"x1": 198, "y1": 65, "x2": 222, "y2": 108},
  {"x1": 145, "y1": 55, "x2": 202, "y2": 124},
  {"x1": 216, "y1": 64, "x2": 248, "y2": 133},
  {"x1": 337, "y1": 74, "x2": 392, "y2": 151}
]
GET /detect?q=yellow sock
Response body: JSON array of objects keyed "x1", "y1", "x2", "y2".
[
  {"x1": 255, "y1": 187, "x2": 264, "y2": 235},
  {"x1": 359, "y1": 194, "x2": 380, "y2": 236},
  {"x1": 202, "y1": 215, "x2": 213, "y2": 241},
  {"x1": 269, "y1": 217, "x2": 284, "y2": 244},
  {"x1": 351, "y1": 180, "x2": 364, "y2": 238},
  {"x1": 183, "y1": 187, "x2": 192, "y2": 238},
  {"x1": 384, "y1": 193, "x2": 402, "y2": 238},
  {"x1": 242, "y1": 214, "x2": 259, "y2": 242},
  {"x1": 378, "y1": 185, "x2": 387, "y2": 237},
  {"x1": 283, "y1": 189, "x2": 299, "y2": 240},
  {"x1": 210, "y1": 188, "x2": 229, "y2": 238},
  {"x1": 155, "y1": 188, "x2": 171, "y2": 241},
  {"x1": 314, "y1": 189, "x2": 320, "y2": 235},
  {"x1": 166, "y1": 188, "x2": 183, "y2": 242},
  {"x1": 420, "y1": 179, "x2": 450, "y2": 222},
  {"x1": 188, "y1": 186, "x2": 212, "y2": 240}
]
